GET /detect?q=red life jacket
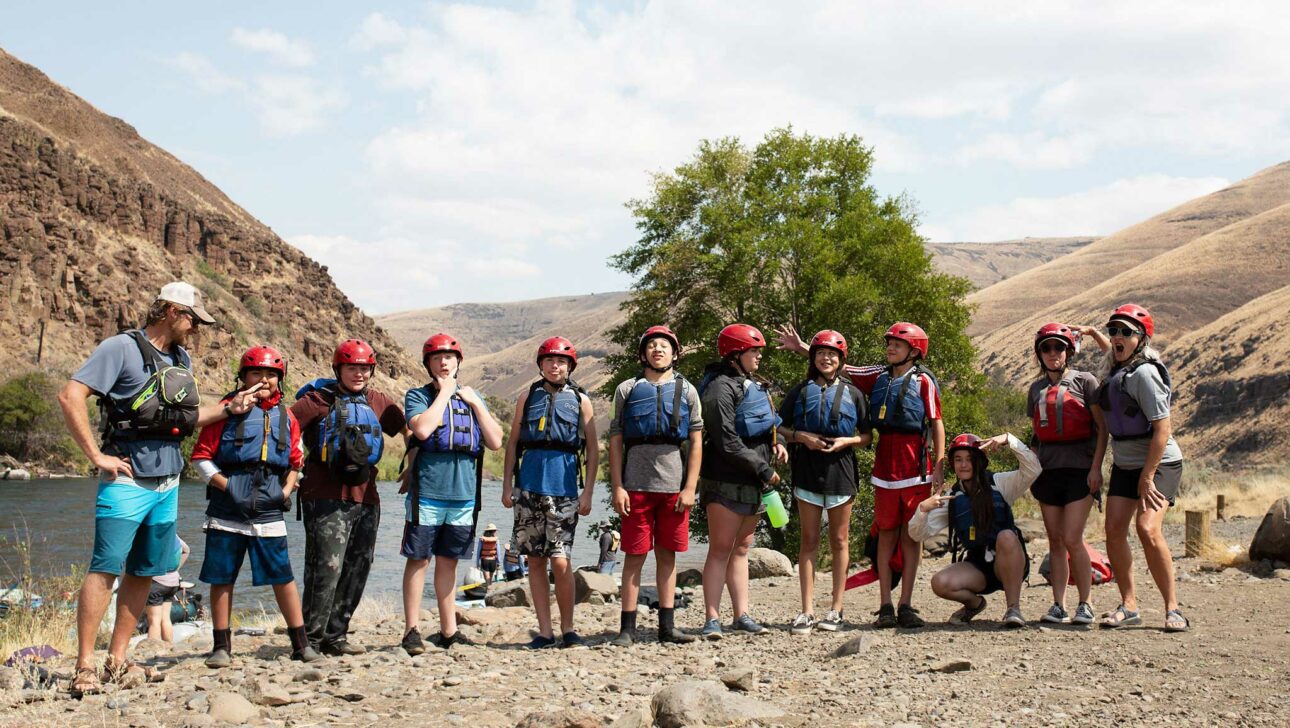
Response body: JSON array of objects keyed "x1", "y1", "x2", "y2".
[{"x1": 1033, "y1": 377, "x2": 1094, "y2": 443}]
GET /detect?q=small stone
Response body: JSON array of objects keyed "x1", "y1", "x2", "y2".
[
  {"x1": 514, "y1": 707, "x2": 600, "y2": 728},
  {"x1": 246, "y1": 678, "x2": 294, "y2": 706},
  {"x1": 931, "y1": 660, "x2": 973, "y2": 673},
  {"x1": 720, "y1": 667, "x2": 756, "y2": 692},
  {"x1": 335, "y1": 692, "x2": 367, "y2": 702},
  {"x1": 207, "y1": 692, "x2": 260, "y2": 723},
  {"x1": 106, "y1": 696, "x2": 129, "y2": 710},
  {"x1": 186, "y1": 693, "x2": 209, "y2": 712},
  {"x1": 833, "y1": 635, "x2": 876, "y2": 658},
  {"x1": 443, "y1": 676, "x2": 464, "y2": 687},
  {"x1": 294, "y1": 668, "x2": 325, "y2": 682}
]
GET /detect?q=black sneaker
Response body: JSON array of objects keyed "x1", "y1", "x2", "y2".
[
  {"x1": 873, "y1": 604, "x2": 897, "y2": 629},
  {"x1": 560, "y1": 632, "x2": 586, "y2": 649},
  {"x1": 659, "y1": 627, "x2": 697, "y2": 645},
  {"x1": 320, "y1": 640, "x2": 366, "y2": 656},
  {"x1": 896, "y1": 604, "x2": 926, "y2": 629},
  {"x1": 292, "y1": 645, "x2": 323, "y2": 663},
  {"x1": 525, "y1": 635, "x2": 558, "y2": 650},
  {"x1": 432, "y1": 631, "x2": 476, "y2": 649},
  {"x1": 401, "y1": 628, "x2": 425, "y2": 656}
]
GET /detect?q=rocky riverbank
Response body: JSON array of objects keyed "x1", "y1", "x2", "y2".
[{"x1": 3, "y1": 516, "x2": 1288, "y2": 727}]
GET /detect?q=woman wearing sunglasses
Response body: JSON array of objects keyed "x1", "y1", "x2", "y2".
[
  {"x1": 1027, "y1": 322, "x2": 1109, "y2": 625},
  {"x1": 1096, "y1": 304, "x2": 1188, "y2": 632}
]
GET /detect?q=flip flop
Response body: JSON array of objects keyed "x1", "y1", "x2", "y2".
[
  {"x1": 949, "y1": 596, "x2": 988, "y2": 625},
  {"x1": 1164, "y1": 609, "x2": 1190, "y2": 633},
  {"x1": 1099, "y1": 604, "x2": 1141, "y2": 629}
]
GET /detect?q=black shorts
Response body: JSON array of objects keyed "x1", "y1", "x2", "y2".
[
  {"x1": 146, "y1": 583, "x2": 179, "y2": 607},
  {"x1": 963, "y1": 538, "x2": 1030, "y2": 596},
  {"x1": 1030, "y1": 468, "x2": 1093, "y2": 507},
  {"x1": 1109, "y1": 461, "x2": 1183, "y2": 506},
  {"x1": 480, "y1": 559, "x2": 498, "y2": 572}
]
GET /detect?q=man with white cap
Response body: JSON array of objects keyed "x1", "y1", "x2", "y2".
[{"x1": 58, "y1": 281, "x2": 265, "y2": 695}]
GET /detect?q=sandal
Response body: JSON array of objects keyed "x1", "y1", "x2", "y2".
[
  {"x1": 1164, "y1": 609, "x2": 1190, "y2": 633},
  {"x1": 949, "y1": 596, "x2": 988, "y2": 625},
  {"x1": 70, "y1": 666, "x2": 103, "y2": 696},
  {"x1": 102, "y1": 656, "x2": 161, "y2": 688},
  {"x1": 1099, "y1": 604, "x2": 1142, "y2": 629}
]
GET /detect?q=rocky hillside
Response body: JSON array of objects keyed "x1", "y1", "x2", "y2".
[
  {"x1": 0, "y1": 49, "x2": 420, "y2": 396},
  {"x1": 926, "y1": 237, "x2": 1095, "y2": 289}
]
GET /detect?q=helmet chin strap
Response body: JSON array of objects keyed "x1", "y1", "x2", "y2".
[{"x1": 645, "y1": 362, "x2": 673, "y2": 373}]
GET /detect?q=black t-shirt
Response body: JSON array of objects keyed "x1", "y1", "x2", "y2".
[{"x1": 778, "y1": 378, "x2": 868, "y2": 497}]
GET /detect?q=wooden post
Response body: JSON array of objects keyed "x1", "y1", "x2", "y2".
[
  {"x1": 1185, "y1": 510, "x2": 1211, "y2": 558},
  {"x1": 36, "y1": 320, "x2": 46, "y2": 363},
  {"x1": 1216, "y1": 494, "x2": 1227, "y2": 521}
]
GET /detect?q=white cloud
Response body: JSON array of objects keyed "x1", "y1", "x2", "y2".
[
  {"x1": 349, "y1": 12, "x2": 408, "y2": 50},
  {"x1": 289, "y1": 233, "x2": 446, "y2": 311},
  {"x1": 250, "y1": 75, "x2": 347, "y2": 137},
  {"x1": 230, "y1": 27, "x2": 315, "y2": 68},
  {"x1": 928, "y1": 175, "x2": 1231, "y2": 242},
  {"x1": 955, "y1": 132, "x2": 1100, "y2": 169},
  {"x1": 170, "y1": 52, "x2": 244, "y2": 94}
]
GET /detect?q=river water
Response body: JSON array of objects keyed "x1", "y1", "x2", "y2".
[{"x1": 0, "y1": 478, "x2": 707, "y2": 611}]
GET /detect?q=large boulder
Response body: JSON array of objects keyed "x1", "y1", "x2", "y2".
[
  {"x1": 1250, "y1": 497, "x2": 1290, "y2": 563},
  {"x1": 1014, "y1": 518, "x2": 1046, "y2": 543},
  {"x1": 676, "y1": 568, "x2": 703, "y2": 587},
  {"x1": 746, "y1": 548, "x2": 793, "y2": 578},
  {"x1": 485, "y1": 582, "x2": 531, "y2": 608},
  {"x1": 573, "y1": 570, "x2": 617, "y2": 604},
  {"x1": 651, "y1": 679, "x2": 787, "y2": 728}
]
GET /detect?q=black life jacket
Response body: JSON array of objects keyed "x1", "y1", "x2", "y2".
[{"x1": 100, "y1": 330, "x2": 200, "y2": 447}]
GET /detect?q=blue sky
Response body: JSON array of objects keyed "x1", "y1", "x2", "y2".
[{"x1": 4, "y1": 1, "x2": 1288, "y2": 314}]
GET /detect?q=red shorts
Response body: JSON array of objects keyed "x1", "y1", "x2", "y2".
[
  {"x1": 873, "y1": 484, "x2": 931, "y2": 531},
  {"x1": 622, "y1": 491, "x2": 690, "y2": 554}
]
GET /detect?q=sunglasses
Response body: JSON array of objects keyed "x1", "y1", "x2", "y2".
[
  {"x1": 177, "y1": 309, "x2": 203, "y2": 327},
  {"x1": 1038, "y1": 342, "x2": 1068, "y2": 354},
  {"x1": 1105, "y1": 326, "x2": 1141, "y2": 338}
]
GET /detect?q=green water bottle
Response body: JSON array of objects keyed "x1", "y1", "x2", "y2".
[{"x1": 762, "y1": 490, "x2": 789, "y2": 528}]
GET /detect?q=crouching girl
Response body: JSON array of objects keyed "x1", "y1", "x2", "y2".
[{"x1": 908, "y1": 433, "x2": 1041, "y2": 628}]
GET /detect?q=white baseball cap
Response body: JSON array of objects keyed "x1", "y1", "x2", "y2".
[{"x1": 157, "y1": 282, "x2": 216, "y2": 324}]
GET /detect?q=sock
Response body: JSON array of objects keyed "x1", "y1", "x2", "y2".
[
  {"x1": 287, "y1": 625, "x2": 309, "y2": 653},
  {"x1": 619, "y1": 610, "x2": 637, "y2": 633},
  {"x1": 212, "y1": 628, "x2": 232, "y2": 654},
  {"x1": 658, "y1": 607, "x2": 674, "y2": 634}
]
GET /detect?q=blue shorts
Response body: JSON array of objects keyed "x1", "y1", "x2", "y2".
[
  {"x1": 199, "y1": 529, "x2": 294, "y2": 586},
  {"x1": 401, "y1": 497, "x2": 475, "y2": 560},
  {"x1": 793, "y1": 487, "x2": 854, "y2": 511},
  {"x1": 90, "y1": 475, "x2": 180, "y2": 577}
]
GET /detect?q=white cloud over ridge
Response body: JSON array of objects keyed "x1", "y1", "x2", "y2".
[{"x1": 230, "y1": 27, "x2": 316, "y2": 68}]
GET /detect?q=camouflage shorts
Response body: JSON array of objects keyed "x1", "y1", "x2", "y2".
[{"x1": 512, "y1": 489, "x2": 579, "y2": 559}]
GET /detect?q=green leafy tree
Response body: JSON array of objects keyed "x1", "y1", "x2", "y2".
[
  {"x1": 602, "y1": 128, "x2": 994, "y2": 558},
  {"x1": 0, "y1": 371, "x2": 85, "y2": 468}
]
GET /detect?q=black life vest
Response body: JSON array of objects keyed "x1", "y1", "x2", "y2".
[{"x1": 100, "y1": 330, "x2": 200, "y2": 446}]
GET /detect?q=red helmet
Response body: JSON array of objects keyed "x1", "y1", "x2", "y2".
[
  {"x1": 1107, "y1": 303, "x2": 1154, "y2": 338},
  {"x1": 948, "y1": 433, "x2": 984, "y2": 455},
  {"x1": 422, "y1": 333, "x2": 463, "y2": 362},
  {"x1": 717, "y1": 323, "x2": 765, "y2": 358},
  {"x1": 536, "y1": 336, "x2": 577, "y2": 371},
  {"x1": 239, "y1": 345, "x2": 286, "y2": 379},
  {"x1": 333, "y1": 339, "x2": 377, "y2": 367},
  {"x1": 809, "y1": 329, "x2": 848, "y2": 360},
  {"x1": 885, "y1": 322, "x2": 929, "y2": 358},
  {"x1": 638, "y1": 325, "x2": 681, "y2": 358},
  {"x1": 1034, "y1": 322, "x2": 1077, "y2": 354}
]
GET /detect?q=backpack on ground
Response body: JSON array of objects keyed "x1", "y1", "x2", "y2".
[{"x1": 1038, "y1": 542, "x2": 1114, "y2": 585}]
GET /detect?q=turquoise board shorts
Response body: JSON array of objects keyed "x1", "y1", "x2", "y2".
[
  {"x1": 90, "y1": 474, "x2": 181, "y2": 577},
  {"x1": 401, "y1": 497, "x2": 476, "y2": 560}
]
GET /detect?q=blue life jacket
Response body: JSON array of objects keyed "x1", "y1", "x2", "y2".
[
  {"x1": 206, "y1": 401, "x2": 292, "y2": 524},
  {"x1": 947, "y1": 475, "x2": 1017, "y2": 559},
  {"x1": 619, "y1": 374, "x2": 690, "y2": 446},
  {"x1": 519, "y1": 380, "x2": 584, "y2": 453},
  {"x1": 416, "y1": 385, "x2": 484, "y2": 455},
  {"x1": 791, "y1": 378, "x2": 858, "y2": 438},
  {"x1": 870, "y1": 365, "x2": 936, "y2": 434},
  {"x1": 1098, "y1": 360, "x2": 1172, "y2": 441},
  {"x1": 311, "y1": 381, "x2": 384, "y2": 475}
]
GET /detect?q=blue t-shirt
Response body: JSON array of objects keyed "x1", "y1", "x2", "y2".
[
  {"x1": 404, "y1": 386, "x2": 485, "y2": 502},
  {"x1": 518, "y1": 449, "x2": 579, "y2": 498},
  {"x1": 72, "y1": 331, "x2": 191, "y2": 478}
]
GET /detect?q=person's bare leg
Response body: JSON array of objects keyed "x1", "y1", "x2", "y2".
[
  {"x1": 702, "y1": 503, "x2": 740, "y2": 620},
  {"x1": 929, "y1": 563, "x2": 988, "y2": 606},
  {"x1": 527, "y1": 556, "x2": 553, "y2": 637},
  {"x1": 1104, "y1": 497, "x2": 1138, "y2": 611},
  {"x1": 75, "y1": 572, "x2": 116, "y2": 670},
  {"x1": 160, "y1": 608, "x2": 173, "y2": 643},
  {"x1": 655, "y1": 548, "x2": 678, "y2": 608},
  {"x1": 993, "y1": 531, "x2": 1026, "y2": 609},
  {"x1": 107, "y1": 574, "x2": 151, "y2": 663},
  {"x1": 551, "y1": 557, "x2": 575, "y2": 634},
  {"x1": 726, "y1": 515, "x2": 759, "y2": 618},
  {"x1": 401, "y1": 558, "x2": 428, "y2": 633},
  {"x1": 1135, "y1": 504, "x2": 1178, "y2": 612},
  {"x1": 796, "y1": 501, "x2": 823, "y2": 615},
  {"x1": 1063, "y1": 496, "x2": 1096, "y2": 605},
  {"x1": 145, "y1": 604, "x2": 165, "y2": 641},
  {"x1": 209, "y1": 584, "x2": 233, "y2": 630},
  {"x1": 272, "y1": 582, "x2": 306, "y2": 628},
  {"x1": 827, "y1": 500, "x2": 853, "y2": 614},
  {"x1": 434, "y1": 556, "x2": 460, "y2": 636},
  {"x1": 897, "y1": 525, "x2": 921, "y2": 607},
  {"x1": 620, "y1": 552, "x2": 646, "y2": 614},
  {"x1": 1039, "y1": 502, "x2": 1069, "y2": 607},
  {"x1": 876, "y1": 528, "x2": 898, "y2": 608}
]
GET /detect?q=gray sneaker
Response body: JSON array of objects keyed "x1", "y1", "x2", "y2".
[
  {"x1": 204, "y1": 649, "x2": 231, "y2": 669},
  {"x1": 817, "y1": 610, "x2": 845, "y2": 632},
  {"x1": 790, "y1": 613, "x2": 816, "y2": 635},
  {"x1": 732, "y1": 614, "x2": 767, "y2": 635},
  {"x1": 1072, "y1": 602, "x2": 1095, "y2": 625},
  {"x1": 701, "y1": 618, "x2": 723, "y2": 641},
  {"x1": 1003, "y1": 606, "x2": 1026, "y2": 629},
  {"x1": 1041, "y1": 604, "x2": 1070, "y2": 624}
]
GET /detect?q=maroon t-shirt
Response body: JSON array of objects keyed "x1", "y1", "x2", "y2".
[{"x1": 291, "y1": 387, "x2": 405, "y2": 505}]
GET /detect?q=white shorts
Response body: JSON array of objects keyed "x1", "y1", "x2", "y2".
[{"x1": 793, "y1": 487, "x2": 854, "y2": 510}]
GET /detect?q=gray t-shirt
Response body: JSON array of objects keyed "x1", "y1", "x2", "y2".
[
  {"x1": 609, "y1": 374, "x2": 704, "y2": 493},
  {"x1": 72, "y1": 331, "x2": 191, "y2": 478},
  {"x1": 1026, "y1": 370, "x2": 1100, "y2": 471},
  {"x1": 1108, "y1": 363, "x2": 1184, "y2": 469}
]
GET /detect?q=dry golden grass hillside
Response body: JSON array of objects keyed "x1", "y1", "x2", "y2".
[
  {"x1": 966, "y1": 161, "x2": 1290, "y2": 336},
  {"x1": 926, "y1": 237, "x2": 1094, "y2": 289}
]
